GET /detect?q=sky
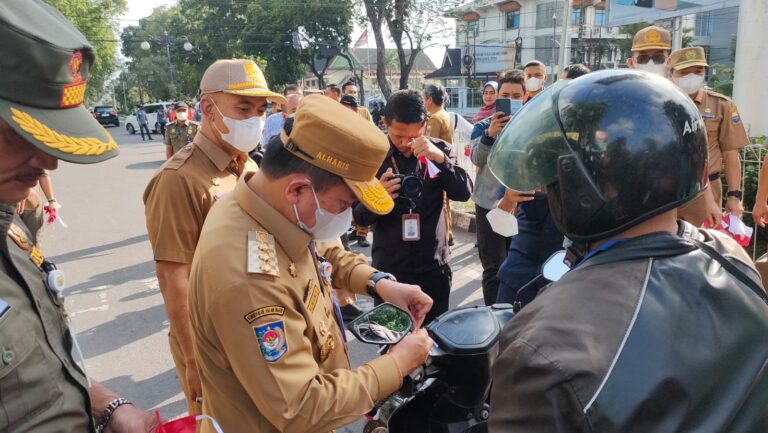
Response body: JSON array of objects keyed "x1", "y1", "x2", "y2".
[{"x1": 118, "y1": 0, "x2": 452, "y2": 67}]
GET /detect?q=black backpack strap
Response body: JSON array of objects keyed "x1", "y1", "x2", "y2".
[{"x1": 689, "y1": 238, "x2": 768, "y2": 305}]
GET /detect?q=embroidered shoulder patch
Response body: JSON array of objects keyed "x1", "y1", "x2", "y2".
[
  {"x1": 244, "y1": 306, "x2": 285, "y2": 323},
  {"x1": 255, "y1": 320, "x2": 288, "y2": 362}
]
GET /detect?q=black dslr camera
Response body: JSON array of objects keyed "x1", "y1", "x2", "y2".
[{"x1": 394, "y1": 174, "x2": 423, "y2": 200}]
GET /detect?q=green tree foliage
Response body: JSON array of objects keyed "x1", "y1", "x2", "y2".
[
  {"x1": 45, "y1": 0, "x2": 127, "y2": 104},
  {"x1": 361, "y1": 0, "x2": 460, "y2": 98},
  {"x1": 238, "y1": 0, "x2": 354, "y2": 88},
  {"x1": 119, "y1": 0, "x2": 353, "y2": 99}
]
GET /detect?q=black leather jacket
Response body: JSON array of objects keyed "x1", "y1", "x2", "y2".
[{"x1": 490, "y1": 222, "x2": 768, "y2": 432}]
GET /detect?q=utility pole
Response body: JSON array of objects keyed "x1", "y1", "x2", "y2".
[
  {"x1": 558, "y1": 0, "x2": 571, "y2": 77},
  {"x1": 164, "y1": 31, "x2": 174, "y2": 86},
  {"x1": 671, "y1": 16, "x2": 683, "y2": 51},
  {"x1": 119, "y1": 72, "x2": 128, "y2": 112},
  {"x1": 551, "y1": 13, "x2": 557, "y2": 79},
  {"x1": 733, "y1": 0, "x2": 768, "y2": 136}
]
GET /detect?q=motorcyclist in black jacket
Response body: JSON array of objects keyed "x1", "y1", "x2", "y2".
[{"x1": 487, "y1": 69, "x2": 768, "y2": 432}]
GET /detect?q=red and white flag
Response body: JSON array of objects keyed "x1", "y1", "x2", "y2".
[{"x1": 354, "y1": 30, "x2": 369, "y2": 48}]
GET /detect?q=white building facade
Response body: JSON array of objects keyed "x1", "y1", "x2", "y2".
[{"x1": 429, "y1": 0, "x2": 627, "y2": 117}]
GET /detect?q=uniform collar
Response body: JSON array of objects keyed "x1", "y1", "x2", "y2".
[
  {"x1": 194, "y1": 130, "x2": 239, "y2": 172},
  {"x1": 234, "y1": 173, "x2": 312, "y2": 262}
]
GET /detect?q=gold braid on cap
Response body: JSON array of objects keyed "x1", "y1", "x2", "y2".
[
  {"x1": 11, "y1": 107, "x2": 117, "y2": 156},
  {"x1": 354, "y1": 181, "x2": 394, "y2": 214}
]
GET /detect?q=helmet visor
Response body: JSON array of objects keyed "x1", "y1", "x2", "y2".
[{"x1": 488, "y1": 81, "x2": 572, "y2": 192}]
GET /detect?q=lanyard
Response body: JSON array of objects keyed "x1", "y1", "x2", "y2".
[
  {"x1": 308, "y1": 242, "x2": 347, "y2": 342},
  {"x1": 390, "y1": 154, "x2": 425, "y2": 179},
  {"x1": 576, "y1": 238, "x2": 628, "y2": 268}
]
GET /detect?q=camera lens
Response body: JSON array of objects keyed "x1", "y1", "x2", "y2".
[{"x1": 401, "y1": 176, "x2": 423, "y2": 199}]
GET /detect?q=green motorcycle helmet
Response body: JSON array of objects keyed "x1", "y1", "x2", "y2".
[{"x1": 488, "y1": 70, "x2": 708, "y2": 242}]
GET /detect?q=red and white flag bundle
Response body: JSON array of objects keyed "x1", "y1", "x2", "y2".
[{"x1": 703, "y1": 212, "x2": 754, "y2": 247}]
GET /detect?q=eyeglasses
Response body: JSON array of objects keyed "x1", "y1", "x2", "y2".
[{"x1": 634, "y1": 54, "x2": 667, "y2": 64}]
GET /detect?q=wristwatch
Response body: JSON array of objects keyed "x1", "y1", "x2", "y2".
[
  {"x1": 366, "y1": 271, "x2": 396, "y2": 298},
  {"x1": 727, "y1": 190, "x2": 743, "y2": 200}
]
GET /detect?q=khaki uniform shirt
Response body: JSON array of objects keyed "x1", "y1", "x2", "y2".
[
  {"x1": 427, "y1": 108, "x2": 453, "y2": 144},
  {"x1": 164, "y1": 121, "x2": 200, "y2": 155},
  {"x1": 693, "y1": 88, "x2": 749, "y2": 175},
  {"x1": 357, "y1": 107, "x2": 373, "y2": 123},
  {"x1": 144, "y1": 132, "x2": 258, "y2": 264},
  {"x1": 189, "y1": 174, "x2": 402, "y2": 433},
  {"x1": 0, "y1": 204, "x2": 91, "y2": 432}
]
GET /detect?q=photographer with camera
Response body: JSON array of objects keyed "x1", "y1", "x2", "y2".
[{"x1": 354, "y1": 90, "x2": 472, "y2": 324}]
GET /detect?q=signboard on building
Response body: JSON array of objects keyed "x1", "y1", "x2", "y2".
[
  {"x1": 467, "y1": 44, "x2": 517, "y2": 75},
  {"x1": 607, "y1": 0, "x2": 740, "y2": 27}
]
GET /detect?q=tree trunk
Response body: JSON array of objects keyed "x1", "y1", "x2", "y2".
[{"x1": 363, "y1": 0, "x2": 392, "y2": 99}]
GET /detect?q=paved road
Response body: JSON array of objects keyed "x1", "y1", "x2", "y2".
[{"x1": 41, "y1": 126, "x2": 484, "y2": 430}]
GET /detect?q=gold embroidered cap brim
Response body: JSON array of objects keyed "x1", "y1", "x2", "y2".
[
  {"x1": 344, "y1": 177, "x2": 395, "y2": 215},
  {"x1": 0, "y1": 98, "x2": 119, "y2": 164},
  {"x1": 222, "y1": 88, "x2": 287, "y2": 105}
]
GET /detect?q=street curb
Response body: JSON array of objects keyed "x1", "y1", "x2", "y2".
[{"x1": 452, "y1": 209, "x2": 476, "y2": 234}]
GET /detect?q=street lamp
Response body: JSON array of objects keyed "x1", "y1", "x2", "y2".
[{"x1": 140, "y1": 31, "x2": 193, "y2": 90}]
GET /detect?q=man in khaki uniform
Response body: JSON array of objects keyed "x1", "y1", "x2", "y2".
[
  {"x1": 0, "y1": 1, "x2": 158, "y2": 431},
  {"x1": 423, "y1": 84, "x2": 456, "y2": 246},
  {"x1": 144, "y1": 59, "x2": 282, "y2": 415},
  {"x1": 424, "y1": 84, "x2": 453, "y2": 144},
  {"x1": 342, "y1": 81, "x2": 373, "y2": 122},
  {"x1": 189, "y1": 94, "x2": 434, "y2": 433},
  {"x1": 341, "y1": 81, "x2": 374, "y2": 249},
  {"x1": 626, "y1": 26, "x2": 672, "y2": 75},
  {"x1": 164, "y1": 101, "x2": 199, "y2": 158},
  {"x1": 671, "y1": 47, "x2": 749, "y2": 226}
]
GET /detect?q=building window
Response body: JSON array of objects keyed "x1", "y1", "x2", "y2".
[
  {"x1": 595, "y1": 9, "x2": 605, "y2": 26},
  {"x1": 695, "y1": 12, "x2": 713, "y2": 36},
  {"x1": 506, "y1": 10, "x2": 520, "y2": 29},
  {"x1": 572, "y1": 8, "x2": 580, "y2": 25},
  {"x1": 467, "y1": 20, "x2": 479, "y2": 37},
  {"x1": 536, "y1": 2, "x2": 559, "y2": 29}
]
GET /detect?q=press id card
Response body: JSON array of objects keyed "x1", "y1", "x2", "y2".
[{"x1": 402, "y1": 213, "x2": 421, "y2": 241}]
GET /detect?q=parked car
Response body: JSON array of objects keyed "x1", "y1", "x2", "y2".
[
  {"x1": 93, "y1": 105, "x2": 119, "y2": 127},
  {"x1": 125, "y1": 102, "x2": 173, "y2": 135}
]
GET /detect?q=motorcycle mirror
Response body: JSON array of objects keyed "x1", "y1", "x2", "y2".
[
  {"x1": 348, "y1": 303, "x2": 412, "y2": 345},
  {"x1": 542, "y1": 250, "x2": 570, "y2": 282}
]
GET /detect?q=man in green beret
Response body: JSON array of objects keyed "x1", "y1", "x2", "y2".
[{"x1": 0, "y1": 1, "x2": 157, "y2": 431}]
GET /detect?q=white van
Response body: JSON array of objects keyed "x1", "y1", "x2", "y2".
[{"x1": 125, "y1": 102, "x2": 173, "y2": 135}]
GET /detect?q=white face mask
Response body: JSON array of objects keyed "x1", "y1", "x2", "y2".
[
  {"x1": 486, "y1": 207, "x2": 518, "y2": 237},
  {"x1": 176, "y1": 111, "x2": 188, "y2": 121},
  {"x1": 211, "y1": 99, "x2": 263, "y2": 153},
  {"x1": 525, "y1": 77, "x2": 543, "y2": 93},
  {"x1": 635, "y1": 60, "x2": 667, "y2": 76},
  {"x1": 673, "y1": 73, "x2": 705, "y2": 95},
  {"x1": 293, "y1": 186, "x2": 352, "y2": 242}
]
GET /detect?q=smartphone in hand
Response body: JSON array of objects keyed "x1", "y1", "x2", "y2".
[{"x1": 495, "y1": 98, "x2": 523, "y2": 117}]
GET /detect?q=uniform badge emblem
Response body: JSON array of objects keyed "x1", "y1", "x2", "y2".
[
  {"x1": 320, "y1": 335, "x2": 335, "y2": 362},
  {"x1": 8, "y1": 223, "x2": 30, "y2": 250},
  {"x1": 247, "y1": 231, "x2": 279, "y2": 276},
  {"x1": 244, "y1": 62, "x2": 259, "y2": 83},
  {"x1": 244, "y1": 306, "x2": 285, "y2": 323},
  {"x1": 645, "y1": 30, "x2": 661, "y2": 44},
  {"x1": 69, "y1": 51, "x2": 83, "y2": 83},
  {"x1": 685, "y1": 50, "x2": 697, "y2": 60},
  {"x1": 255, "y1": 320, "x2": 288, "y2": 362}
]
